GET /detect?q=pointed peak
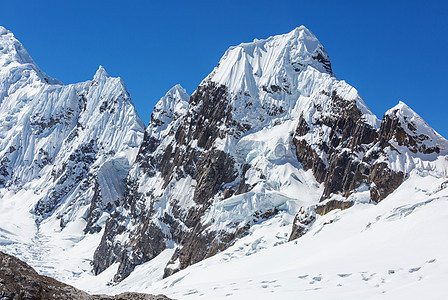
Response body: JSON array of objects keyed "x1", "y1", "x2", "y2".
[
  {"x1": 0, "y1": 26, "x2": 61, "y2": 86},
  {"x1": 293, "y1": 25, "x2": 312, "y2": 33},
  {"x1": 286, "y1": 25, "x2": 318, "y2": 40},
  {"x1": 93, "y1": 65, "x2": 109, "y2": 81},
  {"x1": 385, "y1": 101, "x2": 418, "y2": 118},
  {"x1": 384, "y1": 101, "x2": 448, "y2": 150},
  {"x1": 157, "y1": 84, "x2": 190, "y2": 110},
  {"x1": 150, "y1": 84, "x2": 189, "y2": 129},
  {"x1": 234, "y1": 25, "x2": 322, "y2": 55},
  {"x1": 165, "y1": 84, "x2": 189, "y2": 102},
  {"x1": 0, "y1": 26, "x2": 35, "y2": 66}
]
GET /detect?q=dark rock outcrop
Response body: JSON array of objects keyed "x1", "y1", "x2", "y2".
[
  {"x1": 0, "y1": 251, "x2": 91, "y2": 299},
  {"x1": 289, "y1": 207, "x2": 315, "y2": 242},
  {"x1": 292, "y1": 91, "x2": 435, "y2": 207},
  {"x1": 293, "y1": 90, "x2": 379, "y2": 202},
  {"x1": 0, "y1": 251, "x2": 170, "y2": 300},
  {"x1": 369, "y1": 162, "x2": 404, "y2": 203},
  {"x1": 315, "y1": 199, "x2": 354, "y2": 216}
]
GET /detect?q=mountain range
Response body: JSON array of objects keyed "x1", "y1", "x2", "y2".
[{"x1": 0, "y1": 25, "x2": 447, "y2": 299}]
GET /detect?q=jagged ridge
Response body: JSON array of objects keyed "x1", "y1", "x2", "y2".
[{"x1": 92, "y1": 26, "x2": 448, "y2": 284}]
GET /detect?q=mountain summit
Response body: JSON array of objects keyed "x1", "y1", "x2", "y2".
[
  {"x1": 208, "y1": 26, "x2": 333, "y2": 93},
  {"x1": 0, "y1": 26, "x2": 61, "y2": 103}
]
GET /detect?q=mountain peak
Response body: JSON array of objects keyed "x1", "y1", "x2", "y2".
[
  {"x1": 383, "y1": 101, "x2": 448, "y2": 155},
  {"x1": 0, "y1": 26, "x2": 11, "y2": 36},
  {"x1": 152, "y1": 84, "x2": 189, "y2": 121},
  {"x1": 165, "y1": 84, "x2": 189, "y2": 101},
  {"x1": 93, "y1": 65, "x2": 109, "y2": 81},
  {"x1": 205, "y1": 25, "x2": 332, "y2": 95},
  {"x1": 0, "y1": 26, "x2": 61, "y2": 89},
  {"x1": 0, "y1": 26, "x2": 35, "y2": 67},
  {"x1": 385, "y1": 101, "x2": 423, "y2": 121}
]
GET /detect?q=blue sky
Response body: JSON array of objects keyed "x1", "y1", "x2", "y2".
[{"x1": 1, "y1": 0, "x2": 447, "y2": 136}]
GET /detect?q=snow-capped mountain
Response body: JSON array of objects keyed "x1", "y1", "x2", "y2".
[
  {"x1": 90, "y1": 25, "x2": 448, "y2": 288},
  {"x1": 0, "y1": 25, "x2": 447, "y2": 299},
  {"x1": 0, "y1": 26, "x2": 144, "y2": 280}
]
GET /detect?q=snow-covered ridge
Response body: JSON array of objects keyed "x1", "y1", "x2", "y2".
[{"x1": 0, "y1": 25, "x2": 145, "y2": 282}]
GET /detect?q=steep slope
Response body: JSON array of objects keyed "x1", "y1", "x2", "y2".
[
  {"x1": 0, "y1": 26, "x2": 145, "y2": 281},
  {"x1": 92, "y1": 25, "x2": 448, "y2": 285}
]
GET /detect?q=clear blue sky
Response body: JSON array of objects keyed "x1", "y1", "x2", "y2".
[{"x1": 1, "y1": 0, "x2": 447, "y2": 136}]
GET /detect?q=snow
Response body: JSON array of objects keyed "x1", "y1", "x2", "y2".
[
  {"x1": 0, "y1": 185, "x2": 106, "y2": 283},
  {"x1": 78, "y1": 167, "x2": 448, "y2": 299},
  {"x1": 209, "y1": 26, "x2": 331, "y2": 93},
  {"x1": 202, "y1": 119, "x2": 322, "y2": 233}
]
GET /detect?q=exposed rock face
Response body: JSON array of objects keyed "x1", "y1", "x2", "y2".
[
  {"x1": 289, "y1": 207, "x2": 316, "y2": 241},
  {"x1": 292, "y1": 94, "x2": 445, "y2": 207},
  {"x1": 0, "y1": 251, "x2": 91, "y2": 299},
  {"x1": 289, "y1": 101, "x2": 447, "y2": 240},
  {"x1": 315, "y1": 199, "x2": 354, "y2": 216},
  {"x1": 369, "y1": 162, "x2": 404, "y2": 203},
  {"x1": 293, "y1": 90, "x2": 379, "y2": 202},
  {"x1": 93, "y1": 82, "x2": 245, "y2": 281},
  {"x1": 0, "y1": 251, "x2": 171, "y2": 300}
]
